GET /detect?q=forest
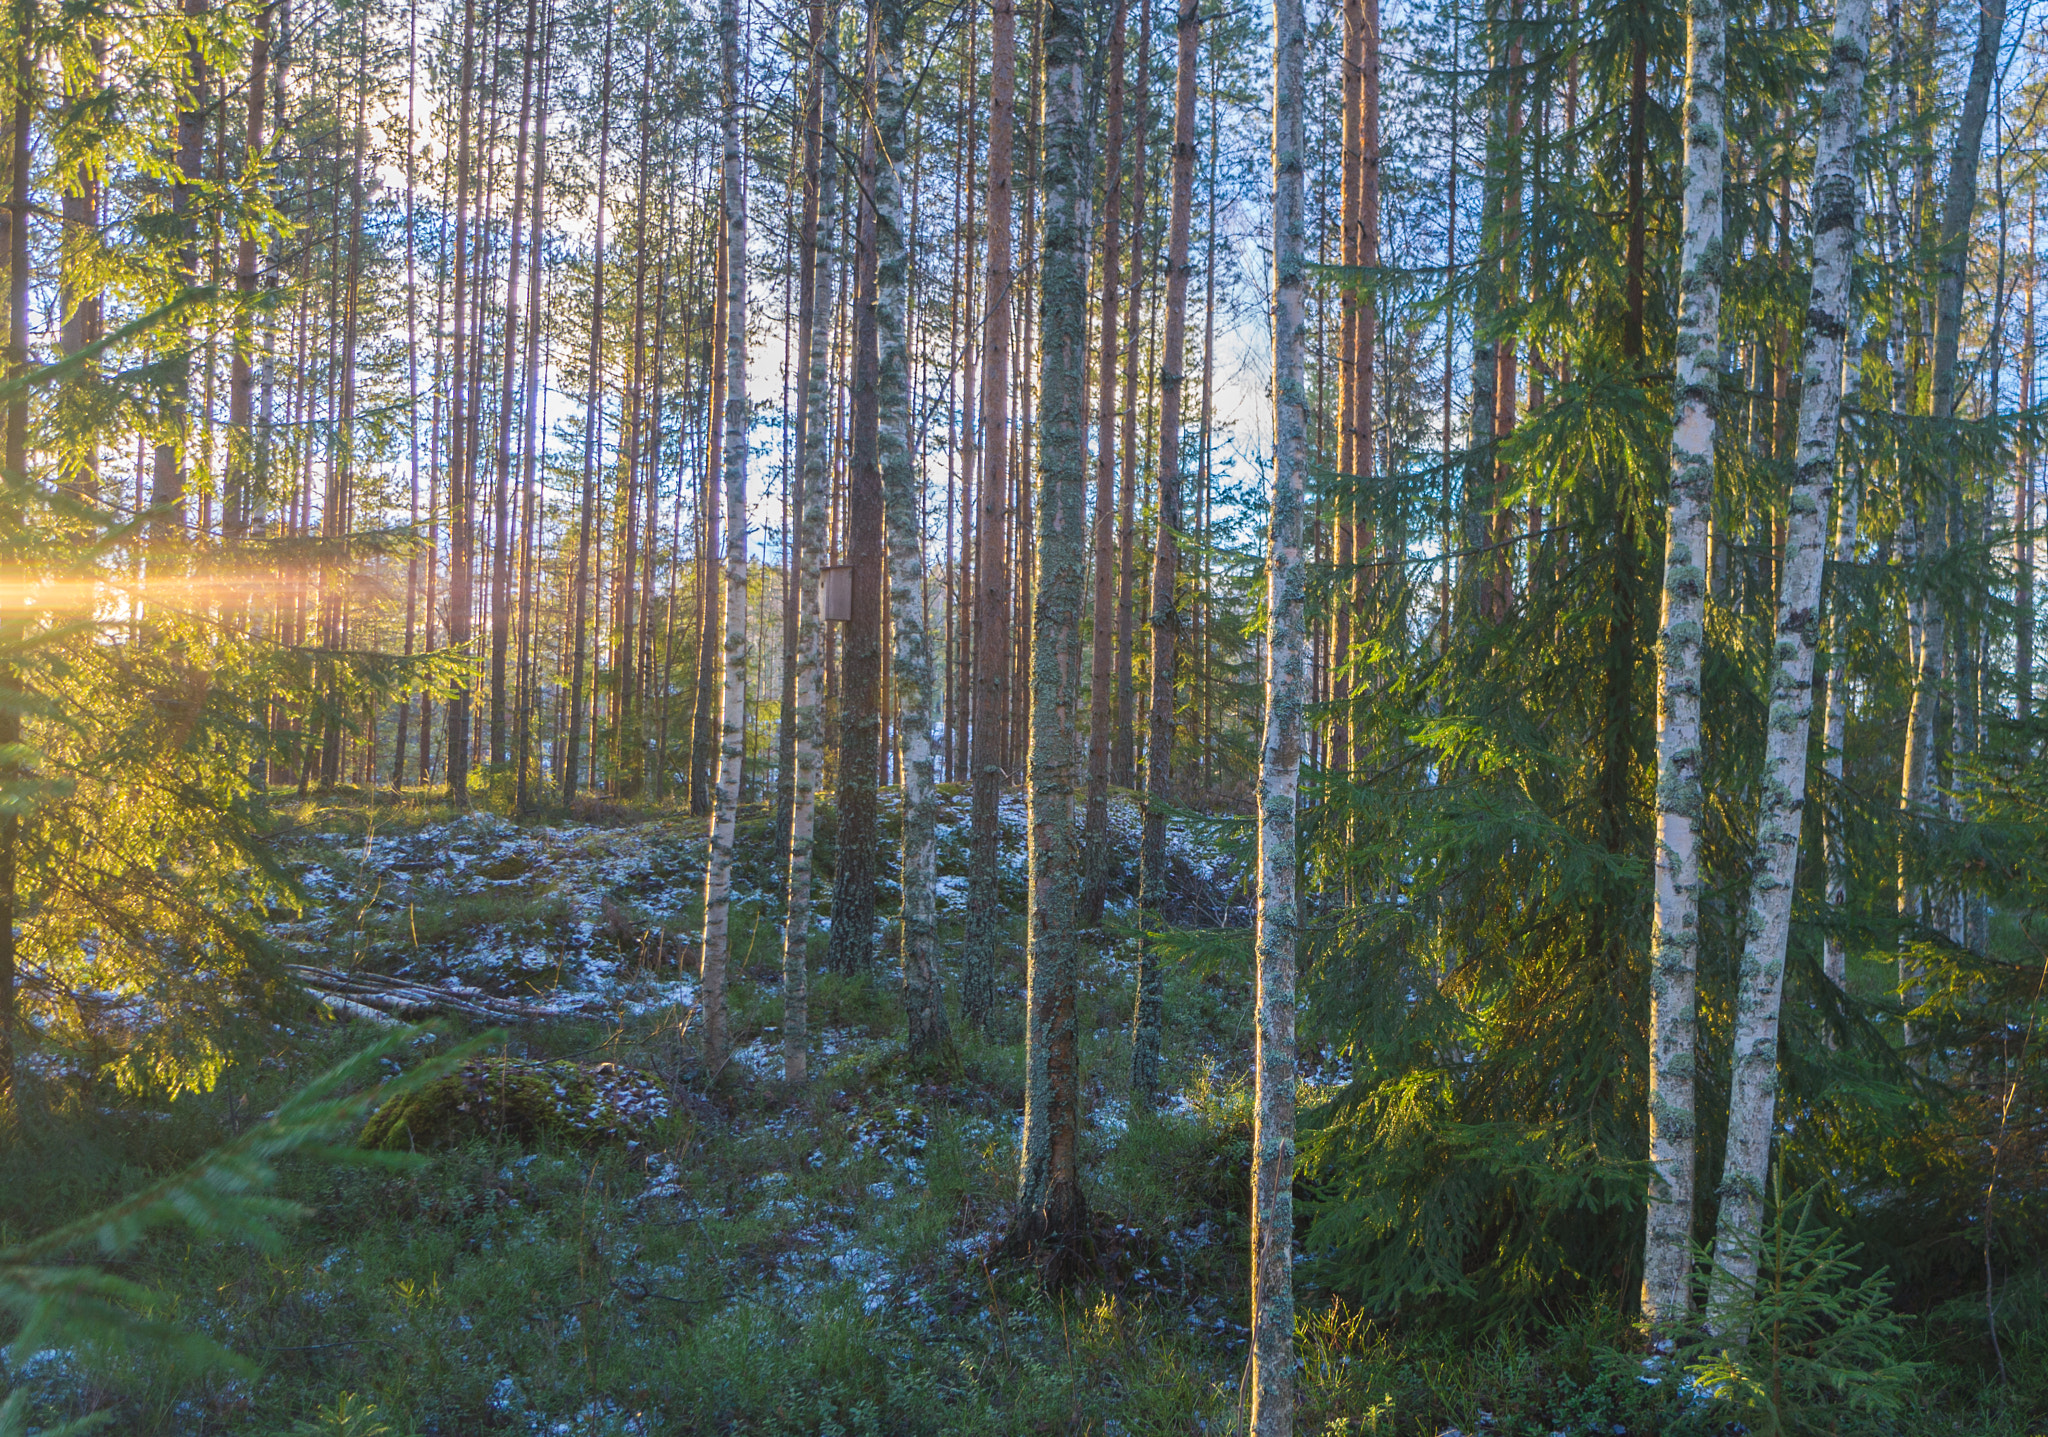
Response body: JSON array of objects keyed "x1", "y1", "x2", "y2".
[{"x1": 0, "y1": 0, "x2": 2043, "y2": 1426}]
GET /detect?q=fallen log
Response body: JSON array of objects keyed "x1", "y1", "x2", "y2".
[{"x1": 287, "y1": 964, "x2": 576, "y2": 1024}]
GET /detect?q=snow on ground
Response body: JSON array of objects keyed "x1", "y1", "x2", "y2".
[{"x1": 275, "y1": 793, "x2": 1247, "y2": 1017}]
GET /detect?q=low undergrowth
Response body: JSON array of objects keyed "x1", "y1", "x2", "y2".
[{"x1": 0, "y1": 799, "x2": 2036, "y2": 1435}]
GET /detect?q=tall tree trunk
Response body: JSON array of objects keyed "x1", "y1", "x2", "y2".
[
  {"x1": 827, "y1": 96, "x2": 883, "y2": 978},
  {"x1": 1709, "y1": 0, "x2": 1871, "y2": 1328},
  {"x1": 614, "y1": 53, "x2": 655, "y2": 791},
  {"x1": 784, "y1": 0, "x2": 839, "y2": 1084},
  {"x1": 1252, "y1": 0, "x2": 1307, "y2": 1416},
  {"x1": 393, "y1": 1, "x2": 417, "y2": 788},
  {"x1": 1641, "y1": 0, "x2": 1725, "y2": 1332},
  {"x1": 1131, "y1": 0, "x2": 1202, "y2": 1107},
  {"x1": 2019, "y1": 196, "x2": 2034, "y2": 725},
  {"x1": 871, "y1": 0, "x2": 952, "y2": 1059},
  {"x1": 563, "y1": 11, "x2": 613, "y2": 803},
  {"x1": 58, "y1": 32, "x2": 105, "y2": 504},
  {"x1": 692, "y1": 232, "x2": 727, "y2": 815},
  {"x1": 150, "y1": 0, "x2": 207, "y2": 548},
  {"x1": 444, "y1": 0, "x2": 478, "y2": 804},
  {"x1": 1112, "y1": 0, "x2": 1149, "y2": 790},
  {"x1": 1458, "y1": 11, "x2": 1501, "y2": 623},
  {"x1": 320, "y1": 77, "x2": 370, "y2": 793},
  {"x1": 0, "y1": 2, "x2": 29, "y2": 1120},
  {"x1": 699, "y1": 0, "x2": 751, "y2": 1075},
  {"x1": 1821, "y1": 332, "x2": 1864, "y2": 993},
  {"x1": 1079, "y1": 0, "x2": 1128, "y2": 929},
  {"x1": 1623, "y1": 23, "x2": 1647, "y2": 361},
  {"x1": 1900, "y1": 0, "x2": 2003, "y2": 1005},
  {"x1": 1011, "y1": 0, "x2": 1092, "y2": 1278},
  {"x1": 513, "y1": 19, "x2": 551, "y2": 813},
  {"x1": 962, "y1": 0, "x2": 1017, "y2": 1034},
  {"x1": 485, "y1": 0, "x2": 538, "y2": 770}
]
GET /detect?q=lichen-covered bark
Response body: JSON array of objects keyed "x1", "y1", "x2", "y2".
[
  {"x1": 1252, "y1": 0, "x2": 1305, "y2": 1422},
  {"x1": 1012, "y1": 0, "x2": 1092, "y2": 1276},
  {"x1": 782, "y1": 6, "x2": 838, "y2": 1086},
  {"x1": 1131, "y1": 0, "x2": 1202, "y2": 1108},
  {"x1": 1642, "y1": 0, "x2": 1724, "y2": 1330},
  {"x1": 962, "y1": 0, "x2": 1017, "y2": 1036},
  {"x1": 872, "y1": 0, "x2": 951, "y2": 1061},
  {"x1": 1707, "y1": 0, "x2": 1870, "y2": 1331},
  {"x1": 699, "y1": 0, "x2": 749, "y2": 1076}
]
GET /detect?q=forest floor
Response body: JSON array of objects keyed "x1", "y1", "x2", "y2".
[{"x1": 0, "y1": 789, "x2": 2032, "y2": 1435}]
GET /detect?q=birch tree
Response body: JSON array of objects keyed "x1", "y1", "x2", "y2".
[
  {"x1": 1641, "y1": 0, "x2": 1725, "y2": 1329},
  {"x1": 1707, "y1": 0, "x2": 1872, "y2": 1330},
  {"x1": 1252, "y1": 0, "x2": 1307, "y2": 1417},
  {"x1": 873, "y1": 0, "x2": 952, "y2": 1059},
  {"x1": 783, "y1": 1, "x2": 839, "y2": 1085},
  {"x1": 699, "y1": 0, "x2": 750, "y2": 1074},
  {"x1": 1012, "y1": 0, "x2": 1092, "y2": 1277}
]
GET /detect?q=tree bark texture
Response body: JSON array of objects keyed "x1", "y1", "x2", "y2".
[
  {"x1": 1132, "y1": 0, "x2": 1201, "y2": 1108},
  {"x1": 872, "y1": 0, "x2": 952, "y2": 1060},
  {"x1": 783, "y1": 1, "x2": 839, "y2": 1085},
  {"x1": 1707, "y1": 0, "x2": 1870, "y2": 1331},
  {"x1": 699, "y1": 0, "x2": 750, "y2": 1074},
  {"x1": 1252, "y1": 0, "x2": 1307, "y2": 1420},
  {"x1": 1013, "y1": 0, "x2": 1092, "y2": 1278},
  {"x1": 563, "y1": 12, "x2": 613, "y2": 804},
  {"x1": 1642, "y1": 0, "x2": 1725, "y2": 1331},
  {"x1": 1080, "y1": 0, "x2": 1127, "y2": 931},
  {"x1": 828, "y1": 112, "x2": 884, "y2": 979},
  {"x1": 962, "y1": 0, "x2": 1017, "y2": 1035}
]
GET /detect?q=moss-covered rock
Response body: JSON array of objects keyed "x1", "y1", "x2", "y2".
[{"x1": 360, "y1": 1059, "x2": 668, "y2": 1151}]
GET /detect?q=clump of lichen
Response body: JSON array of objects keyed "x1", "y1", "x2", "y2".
[{"x1": 360, "y1": 1058, "x2": 667, "y2": 1151}]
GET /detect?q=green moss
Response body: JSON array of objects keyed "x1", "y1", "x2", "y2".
[{"x1": 359, "y1": 1058, "x2": 662, "y2": 1151}]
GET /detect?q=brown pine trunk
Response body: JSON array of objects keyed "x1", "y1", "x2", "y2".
[
  {"x1": 563, "y1": 11, "x2": 614, "y2": 803},
  {"x1": 1131, "y1": 0, "x2": 1202, "y2": 1106},
  {"x1": 488, "y1": 0, "x2": 541, "y2": 770},
  {"x1": 962, "y1": 0, "x2": 1018, "y2": 1032},
  {"x1": 444, "y1": 0, "x2": 479, "y2": 803},
  {"x1": 393, "y1": 1, "x2": 418, "y2": 789},
  {"x1": 1112, "y1": 0, "x2": 1149, "y2": 790},
  {"x1": 513, "y1": 15, "x2": 552, "y2": 813},
  {"x1": 149, "y1": 0, "x2": 208, "y2": 547},
  {"x1": 691, "y1": 230, "x2": 727, "y2": 815},
  {"x1": 827, "y1": 104, "x2": 884, "y2": 978}
]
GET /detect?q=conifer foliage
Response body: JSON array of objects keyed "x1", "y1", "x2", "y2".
[{"x1": 0, "y1": 0, "x2": 2041, "y2": 1420}]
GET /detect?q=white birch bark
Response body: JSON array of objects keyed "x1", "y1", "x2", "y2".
[
  {"x1": 1252, "y1": 0, "x2": 1306, "y2": 1422},
  {"x1": 782, "y1": 9, "x2": 839, "y2": 1086},
  {"x1": 1012, "y1": 0, "x2": 1092, "y2": 1268},
  {"x1": 873, "y1": 0, "x2": 951, "y2": 1059},
  {"x1": 700, "y1": 0, "x2": 749, "y2": 1076},
  {"x1": 1643, "y1": 0, "x2": 1726, "y2": 1330},
  {"x1": 1708, "y1": 0, "x2": 1872, "y2": 1328}
]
